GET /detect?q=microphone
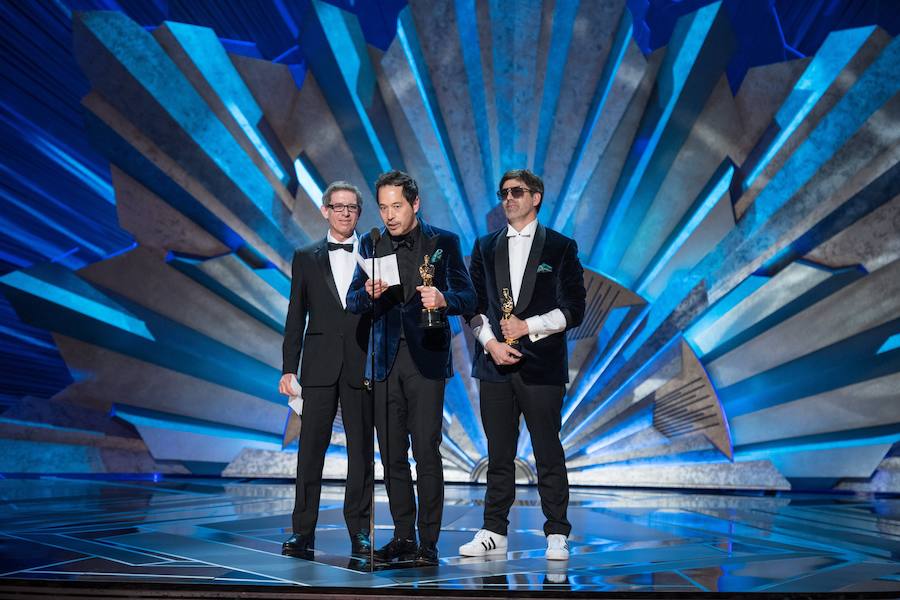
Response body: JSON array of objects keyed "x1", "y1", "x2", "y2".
[{"x1": 370, "y1": 227, "x2": 381, "y2": 245}]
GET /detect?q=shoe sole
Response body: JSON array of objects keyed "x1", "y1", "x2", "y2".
[
  {"x1": 459, "y1": 547, "x2": 507, "y2": 557},
  {"x1": 375, "y1": 553, "x2": 417, "y2": 562},
  {"x1": 545, "y1": 551, "x2": 569, "y2": 561},
  {"x1": 415, "y1": 559, "x2": 439, "y2": 567}
]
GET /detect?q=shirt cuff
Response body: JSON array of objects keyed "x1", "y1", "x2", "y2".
[
  {"x1": 527, "y1": 309, "x2": 567, "y2": 342},
  {"x1": 471, "y1": 313, "x2": 498, "y2": 352}
]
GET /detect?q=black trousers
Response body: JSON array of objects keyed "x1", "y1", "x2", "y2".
[
  {"x1": 480, "y1": 373, "x2": 570, "y2": 536},
  {"x1": 374, "y1": 340, "x2": 446, "y2": 545},
  {"x1": 293, "y1": 373, "x2": 373, "y2": 537}
]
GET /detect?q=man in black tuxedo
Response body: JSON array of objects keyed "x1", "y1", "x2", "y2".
[
  {"x1": 347, "y1": 170, "x2": 476, "y2": 566},
  {"x1": 279, "y1": 181, "x2": 373, "y2": 559},
  {"x1": 460, "y1": 169, "x2": 586, "y2": 561}
]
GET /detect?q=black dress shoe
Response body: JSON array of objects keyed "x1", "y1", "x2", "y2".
[
  {"x1": 282, "y1": 533, "x2": 314, "y2": 558},
  {"x1": 346, "y1": 555, "x2": 370, "y2": 571},
  {"x1": 374, "y1": 537, "x2": 417, "y2": 561},
  {"x1": 415, "y1": 543, "x2": 439, "y2": 566},
  {"x1": 351, "y1": 531, "x2": 372, "y2": 556}
]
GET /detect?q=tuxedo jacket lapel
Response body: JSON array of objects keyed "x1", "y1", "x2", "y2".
[
  {"x1": 493, "y1": 230, "x2": 511, "y2": 301},
  {"x1": 314, "y1": 240, "x2": 344, "y2": 309},
  {"x1": 422, "y1": 225, "x2": 439, "y2": 261},
  {"x1": 515, "y1": 223, "x2": 545, "y2": 314}
]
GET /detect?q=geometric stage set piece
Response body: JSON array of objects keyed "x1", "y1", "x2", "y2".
[{"x1": 1, "y1": 0, "x2": 899, "y2": 496}]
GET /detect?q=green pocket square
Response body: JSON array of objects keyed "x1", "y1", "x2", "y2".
[
  {"x1": 537, "y1": 263, "x2": 552, "y2": 273},
  {"x1": 430, "y1": 249, "x2": 443, "y2": 263}
]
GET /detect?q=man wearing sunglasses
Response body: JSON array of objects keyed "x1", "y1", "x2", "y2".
[
  {"x1": 462, "y1": 169, "x2": 586, "y2": 560},
  {"x1": 280, "y1": 181, "x2": 373, "y2": 560}
]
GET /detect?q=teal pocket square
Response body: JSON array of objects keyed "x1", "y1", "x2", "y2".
[
  {"x1": 430, "y1": 249, "x2": 443, "y2": 263},
  {"x1": 537, "y1": 263, "x2": 552, "y2": 273}
]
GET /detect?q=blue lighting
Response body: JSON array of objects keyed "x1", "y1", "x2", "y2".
[
  {"x1": 0, "y1": 324, "x2": 57, "y2": 350},
  {"x1": 551, "y1": 8, "x2": 632, "y2": 231},
  {"x1": 735, "y1": 430, "x2": 900, "y2": 462},
  {"x1": 743, "y1": 26, "x2": 876, "y2": 191},
  {"x1": 0, "y1": 270, "x2": 155, "y2": 342},
  {"x1": 561, "y1": 304, "x2": 650, "y2": 430},
  {"x1": 592, "y1": 1, "x2": 726, "y2": 274},
  {"x1": 293, "y1": 157, "x2": 325, "y2": 207},
  {"x1": 0, "y1": 208, "x2": 70, "y2": 267},
  {"x1": 78, "y1": 11, "x2": 295, "y2": 243},
  {"x1": 160, "y1": 22, "x2": 289, "y2": 183},
  {"x1": 313, "y1": 0, "x2": 391, "y2": 173},
  {"x1": 395, "y1": 10, "x2": 476, "y2": 246},
  {"x1": 878, "y1": 334, "x2": 900, "y2": 355},
  {"x1": 0, "y1": 167, "x2": 109, "y2": 258},
  {"x1": 563, "y1": 332, "x2": 677, "y2": 447},
  {"x1": 227, "y1": 101, "x2": 287, "y2": 182},
  {"x1": 683, "y1": 273, "x2": 769, "y2": 358},
  {"x1": 3, "y1": 0, "x2": 899, "y2": 490},
  {"x1": 636, "y1": 163, "x2": 734, "y2": 297},
  {"x1": 584, "y1": 403, "x2": 654, "y2": 456},
  {"x1": 30, "y1": 134, "x2": 115, "y2": 204},
  {"x1": 113, "y1": 404, "x2": 282, "y2": 445},
  {"x1": 531, "y1": 0, "x2": 578, "y2": 179},
  {"x1": 441, "y1": 432, "x2": 476, "y2": 470},
  {"x1": 255, "y1": 267, "x2": 291, "y2": 299},
  {"x1": 0, "y1": 100, "x2": 115, "y2": 205},
  {"x1": 748, "y1": 34, "x2": 900, "y2": 229},
  {"x1": 454, "y1": 0, "x2": 495, "y2": 205},
  {"x1": 0, "y1": 417, "x2": 103, "y2": 437},
  {"x1": 103, "y1": 241, "x2": 138, "y2": 260}
]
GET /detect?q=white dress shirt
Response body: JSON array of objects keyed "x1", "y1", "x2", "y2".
[
  {"x1": 473, "y1": 218, "x2": 566, "y2": 348},
  {"x1": 327, "y1": 230, "x2": 358, "y2": 309}
]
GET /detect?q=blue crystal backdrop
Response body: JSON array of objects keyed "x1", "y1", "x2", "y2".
[{"x1": 1, "y1": 0, "x2": 898, "y2": 491}]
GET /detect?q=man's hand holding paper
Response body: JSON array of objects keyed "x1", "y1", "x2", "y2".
[{"x1": 355, "y1": 252, "x2": 401, "y2": 287}]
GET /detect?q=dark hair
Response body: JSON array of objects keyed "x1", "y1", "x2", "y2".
[
  {"x1": 499, "y1": 169, "x2": 544, "y2": 213},
  {"x1": 375, "y1": 170, "x2": 419, "y2": 206},
  {"x1": 322, "y1": 180, "x2": 363, "y2": 212}
]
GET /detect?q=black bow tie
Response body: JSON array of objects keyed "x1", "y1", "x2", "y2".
[
  {"x1": 327, "y1": 242, "x2": 354, "y2": 253},
  {"x1": 391, "y1": 235, "x2": 414, "y2": 252}
]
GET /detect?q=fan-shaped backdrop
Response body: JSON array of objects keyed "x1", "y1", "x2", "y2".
[{"x1": 1, "y1": 0, "x2": 899, "y2": 493}]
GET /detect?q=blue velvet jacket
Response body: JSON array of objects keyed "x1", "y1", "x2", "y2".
[{"x1": 347, "y1": 220, "x2": 476, "y2": 381}]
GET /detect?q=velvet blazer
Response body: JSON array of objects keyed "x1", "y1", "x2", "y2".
[
  {"x1": 347, "y1": 220, "x2": 476, "y2": 381},
  {"x1": 467, "y1": 223, "x2": 586, "y2": 385}
]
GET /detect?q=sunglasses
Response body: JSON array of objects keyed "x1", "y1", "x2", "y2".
[{"x1": 496, "y1": 186, "x2": 532, "y2": 201}]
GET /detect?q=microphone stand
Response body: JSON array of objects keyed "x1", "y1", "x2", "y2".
[{"x1": 367, "y1": 228, "x2": 380, "y2": 571}]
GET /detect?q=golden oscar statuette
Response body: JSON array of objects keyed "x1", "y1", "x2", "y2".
[
  {"x1": 419, "y1": 255, "x2": 443, "y2": 329},
  {"x1": 501, "y1": 287, "x2": 518, "y2": 346}
]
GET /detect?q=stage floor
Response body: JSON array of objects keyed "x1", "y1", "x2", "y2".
[{"x1": 1, "y1": 477, "x2": 899, "y2": 596}]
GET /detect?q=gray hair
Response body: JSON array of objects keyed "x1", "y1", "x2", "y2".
[{"x1": 322, "y1": 181, "x2": 363, "y2": 212}]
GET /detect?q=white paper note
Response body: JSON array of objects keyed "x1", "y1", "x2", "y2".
[
  {"x1": 355, "y1": 252, "x2": 402, "y2": 287},
  {"x1": 288, "y1": 378, "x2": 303, "y2": 415}
]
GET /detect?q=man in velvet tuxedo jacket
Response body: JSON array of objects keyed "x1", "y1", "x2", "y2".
[
  {"x1": 461, "y1": 169, "x2": 586, "y2": 561},
  {"x1": 347, "y1": 170, "x2": 476, "y2": 566},
  {"x1": 279, "y1": 182, "x2": 373, "y2": 559}
]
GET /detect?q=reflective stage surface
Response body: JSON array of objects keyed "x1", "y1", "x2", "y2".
[{"x1": 1, "y1": 477, "x2": 899, "y2": 595}]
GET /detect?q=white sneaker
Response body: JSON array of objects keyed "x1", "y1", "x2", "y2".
[
  {"x1": 458, "y1": 529, "x2": 508, "y2": 556},
  {"x1": 546, "y1": 534, "x2": 569, "y2": 560}
]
